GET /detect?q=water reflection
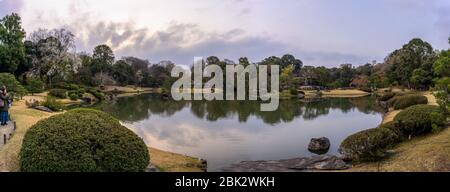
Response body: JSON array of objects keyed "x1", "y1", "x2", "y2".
[
  {"x1": 94, "y1": 94, "x2": 383, "y2": 124},
  {"x1": 94, "y1": 94, "x2": 383, "y2": 171}
]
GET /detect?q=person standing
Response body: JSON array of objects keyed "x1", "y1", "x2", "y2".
[{"x1": 0, "y1": 86, "x2": 10, "y2": 126}]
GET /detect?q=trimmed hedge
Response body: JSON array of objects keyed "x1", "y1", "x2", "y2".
[
  {"x1": 339, "y1": 105, "x2": 447, "y2": 162},
  {"x1": 49, "y1": 89, "x2": 67, "y2": 99},
  {"x1": 378, "y1": 92, "x2": 396, "y2": 102},
  {"x1": 19, "y1": 109, "x2": 149, "y2": 172},
  {"x1": 393, "y1": 105, "x2": 446, "y2": 136},
  {"x1": 339, "y1": 127, "x2": 400, "y2": 162},
  {"x1": 392, "y1": 95, "x2": 428, "y2": 110}
]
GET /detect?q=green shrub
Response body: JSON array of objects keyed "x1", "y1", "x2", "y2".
[
  {"x1": 0, "y1": 73, "x2": 28, "y2": 98},
  {"x1": 66, "y1": 84, "x2": 80, "y2": 91},
  {"x1": 42, "y1": 96, "x2": 64, "y2": 111},
  {"x1": 26, "y1": 78, "x2": 45, "y2": 95},
  {"x1": 394, "y1": 105, "x2": 446, "y2": 137},
  {"x1": 393, "y1": 95, "x2": 428, "y2": 110},
  {"x1": 54, "y1": 83, "x2": 82, "y2": 91},
  {"x1": 19, "y1": 109, "x2": 150, "y2": 172},
  {"x1": 339, "y1": 127, "x2": 400, "y2": 162},
  {"x1": 359, "y1": 87, "x2": 372, "y2": 93},
  {"x1": 430, "y1": 111, "x2": 448, "y2": 133},
  {"x1": 68, "y1": 88, "x2": 86, "y2": 98},
  {"x1": 49, "y1": 89, "x2": 67, "y2": 99},
  {"x1": 87, "y1": 88, "x2": 105, "y2": 100},
  {"x1": 69, "y1": 93, "x2": 79, "y2": 101},
  {"x1": 378, "y1": 92, "x2": 396, "y2": 102},
  {"x1": 289, "y1": 88, "x2": 299, "y2": 96},
  {"x1": 53, "y1": 82, "x2": 68, "y2": 89}
]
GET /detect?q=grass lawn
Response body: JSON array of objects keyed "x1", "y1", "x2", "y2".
[{"x1": 149, "y1": 147, "x2": 206, "y2": 172}]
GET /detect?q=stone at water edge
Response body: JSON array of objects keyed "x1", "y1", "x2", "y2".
[
  {"x1": 219, "y1": 155, "x2": 350, "y2": 172},
  {"x1": 308, "y1": 137, "x2": 331, "y2": 152},
  {"x1": 34, "y1": 106, "x2": 53, "y2": 113},
  {"x1": 145, "y1": 164, "x2": 159, "y2": 172}
]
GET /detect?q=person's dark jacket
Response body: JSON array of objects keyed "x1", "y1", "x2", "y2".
[{"x1": 0, "y1": 93, "x2": 10, "y2": 112}]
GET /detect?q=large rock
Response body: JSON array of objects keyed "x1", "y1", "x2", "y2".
[
  {"x1": 34, "y1": 106, "x2": 53, "y2": 113},
  {"x1": 219, "y1": 155, "x2": 349, "y2": 172},
  {"x1": 145, "y1": 164, "x2": 159, "y2": 172},
  {"x1": 308, "y1": 137, "x2": 330, "y2": 153},
  {"x1": 287, "y1": 155, "x2": 348, "y2": 170}
]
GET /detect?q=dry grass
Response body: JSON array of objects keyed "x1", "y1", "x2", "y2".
[
  {"x1": 149, "y1": 147, "x2": 206, "y2": 172},
  {"x1": 423, "y1": 92, "x2": 439, "y2": 106},
  {"x1": 0, "y1": 98, "x2": 57, "y2": 172},
  {"x1": 382, "y1": 110, "x2": 401, "y2": 124}
]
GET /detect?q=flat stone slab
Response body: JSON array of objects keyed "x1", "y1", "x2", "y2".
[
  {"x1": 34, "y1": 106, "x2": 53, "y2": 113},
  {"x1": 0, "y1": 121, "x2": 15, "y2": 147},
  {"x1": 219, "y1": 155, "x2": 350, "y2": 172}
]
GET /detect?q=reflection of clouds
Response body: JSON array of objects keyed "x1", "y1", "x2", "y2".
[{"x1": 123, "y1": 106, "x2": 382, "y2": 170}]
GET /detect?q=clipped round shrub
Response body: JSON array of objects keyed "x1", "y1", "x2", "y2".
[
  {"x1": 339, "y1": 127, "x2": 400, "y2": 162},
  {"x1": 379, "y1": 121, "x2": 405, "y2": 140},
  {"x1": 69, "y1": 93, "x2": 79, "y2": 101},
  {"x1": 42, "y1": 96, "x2": 64, "y2": 111},
  {"x1": 378, "y1": 92, "x2": 396, "y2": 102},
  {"x1": 20, "y1": 109, "x2": 149, "y2": 172},
  {"x1": 393, "y1": 95, "x2": 428, "y2": 110},
  {"x1": 49, "y1": 88, "x2": 67, "y2": 99},
  {"x1": 66, "y1": 84, "x2": 80, "y2": 91},
  {"x1": 393, "y1": 104, "x2": 446, "y2": 137},
  {"x1": 289, "y1": 88, "x2": 299, "y2": 96},
  {"x1": 87, "y1": 88, "x2": 106, "y2": 100},
  {"x1": 68, "y1": 89, "x2": 85, "y2": 98}
]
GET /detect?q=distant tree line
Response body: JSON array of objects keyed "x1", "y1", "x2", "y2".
[{"x1": 0, "y1": 13, "x2": 449, "y2": 97}]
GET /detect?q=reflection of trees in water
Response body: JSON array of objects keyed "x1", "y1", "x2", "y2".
[
  {"x1": 98, "y1": 94, "x2": 383, "y2": 124},
  {"x1": 95, "y1": 94, "x2": 188, "y2": 122}
]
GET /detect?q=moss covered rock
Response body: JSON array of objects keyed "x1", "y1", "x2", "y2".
[{"x1": 20, "y1": 109, "x2": 149, "y2": 172}]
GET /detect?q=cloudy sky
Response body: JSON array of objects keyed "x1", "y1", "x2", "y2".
[{"x1": 1, "y1": 0, "x2": 449, "y2": 67}]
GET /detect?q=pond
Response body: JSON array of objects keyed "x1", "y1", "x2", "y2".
[{"x1": 93, "y1": 94, "x2": 384, "y2": 171}]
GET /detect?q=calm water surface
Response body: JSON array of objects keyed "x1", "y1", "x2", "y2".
[{"x1": 94, "y1": 94, "x2": 384, "y2": 171}]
